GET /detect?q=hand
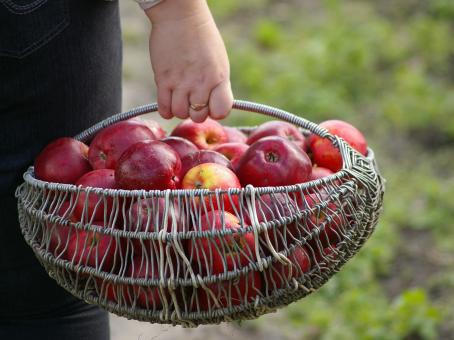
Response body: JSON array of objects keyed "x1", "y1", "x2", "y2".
[{"x1": 145, "y1": 0, "x2": 233, "y2": 122}]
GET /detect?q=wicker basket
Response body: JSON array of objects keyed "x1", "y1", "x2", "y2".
[{"x1": 16, "y1": 100, "x2": 385, "y2": 327}]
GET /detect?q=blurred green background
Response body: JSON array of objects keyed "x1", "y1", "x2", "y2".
[{"x1": 115, "y1": 1, "x2": 454, "y2": 339}]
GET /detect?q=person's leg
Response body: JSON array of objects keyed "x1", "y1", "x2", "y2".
[
  {"x1": 0, "y1": 0, "x2": 122, "y2": 337},
  {"x1": 0, "y1": 302, "x2": 110, "y2": 340}
]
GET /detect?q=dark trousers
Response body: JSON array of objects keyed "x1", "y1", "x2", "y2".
[{"x1": 0, "y1": 0, "x2": 122, "y2": 338}]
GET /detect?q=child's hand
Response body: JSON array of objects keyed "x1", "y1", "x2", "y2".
[{"x1": 146, "y1": 0, "x2": 233, "y2": 122}]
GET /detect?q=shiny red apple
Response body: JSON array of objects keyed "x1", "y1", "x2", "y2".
[
  {"x1": 180, "y1": 150, "x2": 232, "y2": 179},
  {"x1": 127, "y1": 197, "x2": 184, "y2": 256},
  {"x1": 116, "y1": 140, "x2": 181, "y2": 190},
  {"x1": 187, "y1": 210, "x2": 256, "y2": 275},
  {"x1": 182, "y1": 163, "x2": 241, "y2": 213},
  {"x1": 309, "y1": 120, "x2": 368, "y2": 172},
  {"x1": 65, "y1": 227, "x2": 119, "y2": 272},
  {"x1": 300, "y1": 193, "x2": 348, "y2": 247},
  {"x1": 74, "y1": 169, "x2": 117, "y2": 221},
  {"x1": 34, "y1": 137, "x2": 91, "y2": 184},
  {"x1": 161, "y1": 136, "x2": 198, "y2": 159},
  {"x1": 237, "y1": 136, "x2": 312, "y2": 187},
  {"x1": 171, "y1": 118, "x2": 228, "y2": 150},
  {"x1": 46, "y1": 201, "x2": 75, "y2": 256},
  {"x1": 247, "y1": 121, "x2": 306, "y2": 151},
  {"x1": 264, "y1": 246, "x2": 310, "y2": 291},
  {"x1": 196, "y1": 271, "x2": 262, "y2": 311},
  {"x1": 88, "y1": 120, "x2": 156, "y2": 170},
  {"x1": 224, "y1": 126, "x2": 247, "y2": 144},
  {"x1": 131, "y1": 117, "x2": 166, "y2": 139},
  {"x1": 212, "y1": 143, "x2": 249, "y2": 171},
  {"x1": 243, "y1": 192, "x2": 301, "y2": 253},
  {"x1": 309, "y1": 166, "x2": 334, "y2": 181}
]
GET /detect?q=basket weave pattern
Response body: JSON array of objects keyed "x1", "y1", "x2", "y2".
[{"x1": 16, "y1": 101, "x2": 385, "y2": 327}]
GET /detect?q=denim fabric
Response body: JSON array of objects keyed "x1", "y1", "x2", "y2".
[{"x1": 0, "y1": 0, "x2": 122, "y2": 336}]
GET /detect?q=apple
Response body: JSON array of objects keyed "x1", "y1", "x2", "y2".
[
  {"x1": 88, "y1": 120, "x2": 156, "y2": 170},
  {"x1": 65, "y1": 227, "x2": 119, "y2": 272},
  {"x1": 300, "y1": 193, "x2": 348, "y2": 247},
  {"x1": 212, "y1": 143, "x2": 249, "y2": 171},
  {"x1": 99, "y1": 256, "x2": 167, "y2": 309},
  {"x1": 34, "y1": 137, "x2": 91, "y2": 184},
  {"x1": 313, "y1": 245, "x2": 338, "y2": 266},
  {"x1": 236, "y1": 136, "x2": 312, "y2": 187},
  {"x1": 171, "y1": 118, "x2": 228, "y2": 150},
  {"x1": 116, "y1": 140, "x2": 181, "y2": 190},
  {"x1": 309, "y1": 166, "x2": 334, "y2": 181},
  {"x1": 46, "y1": 201, "x2": 75, "y2": 256},
  {"x1": 247, "y1": 121, "x2": 306, "y2": 151},
  {"x1": 131, "y1": 117, "x2": 166, "y2": 139},
  {"x1": 180, "y1": 150, "x2": 232, "y2": 179},
  {"x1": 264, "y1": 246, "x2": 310, "y2": 291},
  {"x1": 243, "y1": 192, "x2": 301, "y2": 253},
  {"x1": 196, "y1": 270, "x2": 262, "y2": 311},
  {"x1": 187, "y1": 210, "x2": 256, "y2": 275},
  {"x1": 74, "y1": 169, "x2": 117, "y2": 221},
  {"x1": 125, "y1": 256, "x2": 167, "y2": 309},
  {"x1": 182, "y1": 163, "x2": 241, "y2": 213},
  {"x1": 127, "y1": 197, "x2": 184, "y2": 257},
  {"x1": 224, "y1": 126, "x2": 247, "y2": 144},
  {"x1": 128, "y1": 197, "x2": 181, "y2": 233},
  {"x1": 309, "y1": 120, "x2": 368, "y2": 172},
  {"x1": 161, "y1": 136, "x2": 198, "y2": 159}
]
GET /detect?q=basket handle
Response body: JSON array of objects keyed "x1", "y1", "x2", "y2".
[{"x1": 74, "y1": 100, "x2": 333, "y2": 143}]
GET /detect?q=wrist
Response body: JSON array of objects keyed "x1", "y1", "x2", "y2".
[{"x1": 145, "y1": 0, "x2": 210, "y2": 24}]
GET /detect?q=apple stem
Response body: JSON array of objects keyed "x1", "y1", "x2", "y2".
[{"x1": 265, "y1": 152, "x2": 279, "y2": 163}]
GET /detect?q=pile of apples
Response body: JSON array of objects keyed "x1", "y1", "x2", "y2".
[{"x1": 35, "y1": 116, "x2": 367, "y2": 312}]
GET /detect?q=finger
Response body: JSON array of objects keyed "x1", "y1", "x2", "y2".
[
  {"x1": 157, "y1": 86, "x2": 173, "y2": 119},
  {"x1": 188, "y1": 87, "x2": 211, "y2": 123},
  {"x1": 208, "y1": 80, "x2": 233, "y2": 120},
  {"x1": 171, "y1": 88, "x2": 190, "y2": 119}
]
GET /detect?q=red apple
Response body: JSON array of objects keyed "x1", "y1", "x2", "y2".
[
  {"x1": 171, "y1": 118, "x2": 228, "y2": 150},
  {"x1": 247, "y1": 121, "x2": 306, "y2": 151},
  {"x1": 300, "y1": 193, "x2": 348, "y2": 247},
  {"x1": 127, "y1": 197, "x2": 184, "y2": 256},
  {"x1": 99, "y1": 256, "x2": 167, "y2": 309},
  {"x1": 196, "y1": 270, "x2": 262, "y2": 311},
  {"x1": 74, "y1": 169, "x2": 117, "y2": 221},
  {"x1": 125, "y1": 256, "x2": 166, "y2": 309},
  {"x1": 309, "y1": 120, "x2": 368, "y2": 172},
  {"x1": 264, "y1": 246, "x2": 310, "y2": 291},
  {"x1": 243, "y1": 193, "x2": 301, "y2": 253},
  {"x1": 187, "y1": 211, "x2": 256, "y2": 275},
  {"x1": 224, "y1": 126, "x2": 247, "y2": 144},
  {"x1": 180, "y1": 150, "x2": 233, "y2": 179},
  {"x1": 46, "y1": 201, "x2": 75, "y2": 256},
  {"x1": 131, "y1": 117, "x2": 166, "y2": 139},
  {"x1": 65, "y1": 227, "x2": 119, "y2": 272},
  {"x1": 237, "y1": 136, "x2": 312, "y2": 187},
  {"x1": 88, "y1": 120, "x2": 156, "y2": 170},
  {"x1": 182, "y1": 163, "x2": 241, "y2": 213},
  {"x1": 161, "y1": 136, "x2": 198, "y2": 159},
  {"x1": 213, "y1": 143, "x2": 249, "y2": 171},
  {"x1": 128, "y1": 197, "x2": 181, "y2": 233},
  {"x1": 34, "y1": 137, "x2": 91, "y2": 184},
  {"x1": 313, "y1": 245, "x2": 338, "y2": 266},
  {"x1": 309, "y1": 166, "x2": 334, "y2": 181},
  {"x1": 116, "y1": 140, "x2": 181, "y2": 190}
]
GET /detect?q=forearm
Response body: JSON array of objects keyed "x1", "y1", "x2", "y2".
[{"x1": 144, "y1": 0, "x2": 211, "y2": 24}]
